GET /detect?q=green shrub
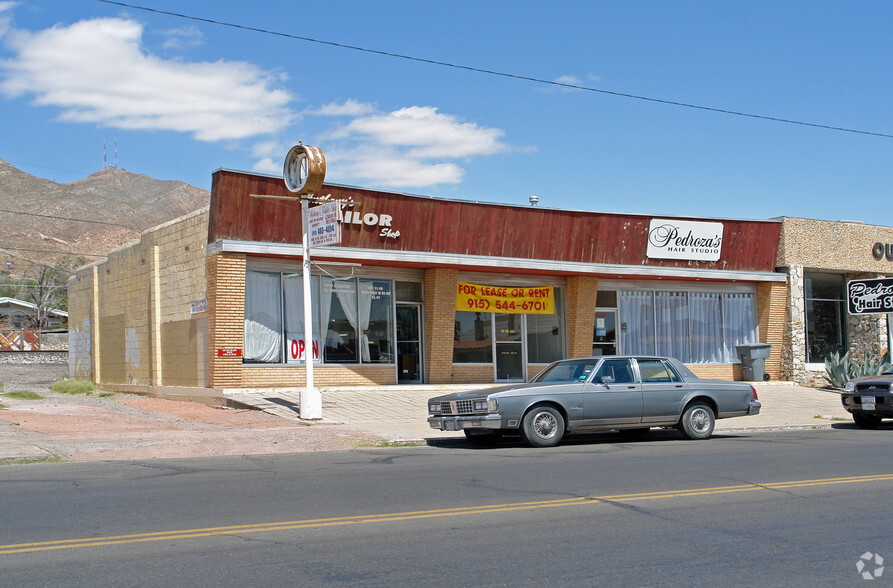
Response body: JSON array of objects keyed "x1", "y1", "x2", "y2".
[
  {"x1": 50, "y1": 378, "x2": 97, "y2": 395},
  {"x1": 3, "y1": 391, "x2": 43, "y2": 400},
  {"x1": 824, "y1": 349, "x2": 892, "y2": 389}
]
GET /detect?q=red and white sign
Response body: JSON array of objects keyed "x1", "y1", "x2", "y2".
[
  {"x1": 307, "y1": 201, "x2": 342, "y2": 247},
  {"x1": 286, "y1": 334, "x2": 320, "y2": 363},
  {"x1": 217, "y1": 348, "x2": 242, "y2": 357}
]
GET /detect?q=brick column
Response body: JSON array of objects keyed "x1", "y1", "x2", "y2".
[
  {"x1": 757, "y1": 280, "x2": 787, "y2": 380},
  {"x1": 207, "y1": 252, "x2": 246, "y2": 388},
  {"x1": 566, "y1": 276, "x2": 599, "y2": 358},
  {"x1": 424, "y1": 268, "x2": 458, "y2": 383}
]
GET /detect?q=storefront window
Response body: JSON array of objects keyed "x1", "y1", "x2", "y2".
[
  {"x1": 619, "y1": 289, "x2": 756, "y2": 363},
  {"x1": 453, "y1": 311, "x2": 493, "y2": 363},
  {"x1": 454, "y1": 287, "x2": 565, "y2": 364},
  {"x1": 619, "y1": 291, "x2": 655, "y2": 355},
  {"x1": 360, "y1": 279, "x2": 394, "y2": 363},
  {"x1": 528, "y1": 289, "x2": 564, "y2": 363},
  {"x1": 245, "y1": 271, "x2": 395, "y2": 366},
  {"x1": 244, "y1": 271, "x2": 282, "y2": 363},
  {"x1": 805, "y1": 272, "x2": 846, "y2": 364},
  {"x1": 655, "y1": 291, "x2": 690, "y2": 362}
]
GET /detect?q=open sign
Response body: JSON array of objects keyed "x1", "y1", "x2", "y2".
[{"x1": 286, "y1": 334, "x2": 320, "y2": 363}]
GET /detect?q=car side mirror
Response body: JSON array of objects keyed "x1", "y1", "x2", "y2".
[{"x1": 600, "y1": 376, "x2": 614, "y2": 385}]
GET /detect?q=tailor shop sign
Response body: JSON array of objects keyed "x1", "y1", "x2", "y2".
[
  {"x1": 847, "y1": 277, "x2": 893, "y2": 315},
  {"x1": 457, "y1": 281, "x2": 554, "y2": 314},
  {"x1": 646, "y1": 219, "x2": 723, "y2": 262}
]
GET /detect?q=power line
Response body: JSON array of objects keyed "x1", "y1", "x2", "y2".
[
  {"x1": 0, "y1": 208, "x2": 136, "y2": 229},
  {"x1": 0, "y1": 246, "x2": 106, "y2": 259},
  {"x1": 96, "y1": 0, "x2": 893, "y2": 140}
]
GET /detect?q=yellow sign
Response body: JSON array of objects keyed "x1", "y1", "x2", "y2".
[{"x1": 456, "y1": 281, "x2": 554, "y2": 314}]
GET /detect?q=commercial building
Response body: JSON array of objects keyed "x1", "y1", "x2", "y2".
[
  {"x1": 68, "y1": 168, "x2": 790, "y2": 397},
  {"x1": 776, "y1": 217, "x2": 893, "y2": 385}
]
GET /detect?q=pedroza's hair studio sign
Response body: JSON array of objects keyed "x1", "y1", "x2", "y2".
[{"x1": 646, "y1": 219, "x2": 724, "y2": 262}]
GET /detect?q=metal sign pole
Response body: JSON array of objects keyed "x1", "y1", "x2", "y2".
[
  {"x1": 300, "y1": 198, "x2": 322, "y2": 419},
  {"x1": 283, "y1": 143, "x2": 327, "y2": 420},
  {"x1": 888, "y1": 313, "x2": 893, "y2": 360}
]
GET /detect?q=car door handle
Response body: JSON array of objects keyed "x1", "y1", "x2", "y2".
[{"x1": 628, "y1": 385, "x2": 637, "y2": 389}]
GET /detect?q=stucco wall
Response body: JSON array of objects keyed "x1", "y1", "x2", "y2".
[
  {"x1": 67, "y1": 208, "x2": 209, "y2": 387},
  {"x1": 777, "y1": 217, "x2": 893, "y2": 272}
]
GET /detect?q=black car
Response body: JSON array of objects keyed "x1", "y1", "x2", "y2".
[{"x1": 842, "y1": 371, "x2": 893, "y2": 428}]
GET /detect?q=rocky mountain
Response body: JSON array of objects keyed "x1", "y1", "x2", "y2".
[{"x1": 0, "y1": 158, "x2": 209, "y2": 272}]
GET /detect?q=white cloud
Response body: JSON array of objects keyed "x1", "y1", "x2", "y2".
[
  {"x1": 252, "y1": 157, "x2": 281, "y2": 175},
  {"x1": 309, "y1": 99, "x2": 376, "y2": 117},
  {"x1": 555, "y1": 74, "x2": 581, "y2": 86},
  {"x1": 159, "y1": 26, "x2": 204, "y2": 50},
  {"x1": 314, "y1": 105, "x2": 508, "y2": 188},
  {"x1": 0, "y1": 2, "x2": 16, "y2": 39},
  {"x1": 0, "y1": 17, "x2": 294, "y2": 141},
  {"x1": 327, "y1": 145, "x2": 465, "y2": 187}
]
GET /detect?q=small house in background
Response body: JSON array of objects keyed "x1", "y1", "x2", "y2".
[{"x1": 0, "y1": 297, "x2": 68, "y2": 351}]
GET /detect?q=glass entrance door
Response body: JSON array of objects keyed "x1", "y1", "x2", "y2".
[
  {"x1": 396, "y1": 304, "x2": 422, "y2": 383},
  {"x1": 495, "y1": 313, "x2": 525, "y2": 381},
  {"x1": 593, "y1": 310, "x2": 617, "y2": 356}
]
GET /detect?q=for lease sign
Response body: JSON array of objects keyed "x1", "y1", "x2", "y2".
[{"x1": 456, "y1": 281, "x2": 554, "y2": 314}]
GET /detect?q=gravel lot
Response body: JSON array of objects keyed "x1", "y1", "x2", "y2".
[{"x1": 0, "y1": 364, "x2": 385, "y2": 462}]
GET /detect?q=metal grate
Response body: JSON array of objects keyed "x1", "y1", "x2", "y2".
[
  {"x1": 455, "y1": 400, "x2": 474, "y2": 414},
  {"x1": 440, "y1": 401, "x2": 453, "y2": 415}
]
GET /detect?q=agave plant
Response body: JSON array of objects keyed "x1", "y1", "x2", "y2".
[
  {"x1": 824, "y1": 349, "x2": 892, "y2": 389},
  {"x1": 823, "y1": 351, "x2": 852, "y2": 389}
]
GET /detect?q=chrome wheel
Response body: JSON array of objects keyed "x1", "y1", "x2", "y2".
[
  {"x1": 522, "y1": 406, "x2": 565, "y2": 447},
  {"x1": 689, "y1": 407, "x2": 711, "y2": 434},
  {"x1": 678, "y1": 402, "x2": 715, "y2": 440},
  {"x1": 533, "y1": 410, "x2": 558, "y2": 439}
]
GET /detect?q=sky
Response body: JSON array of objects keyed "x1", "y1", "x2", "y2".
[{"x1": 1, "y1": 0, "x2": 891, "y2": 224}]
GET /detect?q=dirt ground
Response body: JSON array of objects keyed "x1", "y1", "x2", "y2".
[{"x1": 0, "y1": 364, "x2": 386, "y2": 462}]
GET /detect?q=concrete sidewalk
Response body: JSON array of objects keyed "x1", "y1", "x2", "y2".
[{"x1": 223, "y1": 382, "x2": 854, "y2": 442}]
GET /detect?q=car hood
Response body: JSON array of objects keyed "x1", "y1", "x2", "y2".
[{"x1": 428, "y1": 382, "x2": 564, "y2": 403}]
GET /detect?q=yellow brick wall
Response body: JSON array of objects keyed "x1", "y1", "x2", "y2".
[
  {"x1": 757, "y1": 281, "x2": 787, "y2": 381},
  {"x1": 687, "y1": 364, "x2": 742, "y2": 380},
  {"x1": 207, "y1": 251, "x2": 245, "y2": 387},
  {"x1": 424, "y1": 267, "x2": 458, "y2": 384},
  {"x1": 566, "y1": 275, "x2": 599, "y2": 358},
  {"x1": 239, "y1": 365, "x2": 396, "y2": 387},
  {"x1": 67, "y1": 265, "x2": 97, "y2": 379}
]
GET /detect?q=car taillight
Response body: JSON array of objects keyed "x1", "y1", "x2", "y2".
[{"x1": 751, "y1": 386, "x2": 758, "y2": 401}]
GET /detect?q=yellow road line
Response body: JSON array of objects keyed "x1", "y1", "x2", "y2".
[{"x1": 3, "y1": 473, "x2": 891, "y2": 555}]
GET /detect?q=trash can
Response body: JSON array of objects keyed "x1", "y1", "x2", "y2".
[{"x1": 736, "y1": 343, "x2": 771, "y2": 381}]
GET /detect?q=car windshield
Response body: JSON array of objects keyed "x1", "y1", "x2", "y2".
[{"x1": 531, "y1": 360, "x2": 597, "y2": 383}]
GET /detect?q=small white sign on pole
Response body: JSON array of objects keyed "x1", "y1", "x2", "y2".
[{"x1": 307, "y1": 201, "x2": 342, "y2": 247}]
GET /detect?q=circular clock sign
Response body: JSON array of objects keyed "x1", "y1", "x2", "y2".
[{"x1": 283, "y1": 144, "x2": 326, "y2": 195}]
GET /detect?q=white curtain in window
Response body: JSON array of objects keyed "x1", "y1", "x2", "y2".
[
  {"x1": 655, "y1": 291, "x2": 690, "y2": 362},
  {"x1": 723, "y1": 292, "x2": 757, "y2": 361},
  {"x1": 319, "y1": 278, "x2": 336, "y2": 349},
  {"x1": 689, "y1": 292, "x2": 723, "y2": 363},
  {"x1": 244, "y1": 271, "x2": 281, "y2": 362},
  {"x1": 358, "y1": 280, "x2": 375, "y2": 362},
  {"x1": 619, "y1": 291, "x2": 654, "y2": 355}
]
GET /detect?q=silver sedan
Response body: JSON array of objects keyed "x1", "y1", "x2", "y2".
[{"x1": 428, "y1": 356, "x2": 761, "y2": 447}]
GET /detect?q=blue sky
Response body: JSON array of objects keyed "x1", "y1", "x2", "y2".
[{"x1": 1, "y1": 0, "x2": 891, "y2": 223}]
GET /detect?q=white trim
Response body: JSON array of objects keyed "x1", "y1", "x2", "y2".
[
  {"x1": 210, "y1": 240, "x2": 786, "y2": 283},
  {"x1": 597, "y1": 279, "x2": 757, "y2": 294}
]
